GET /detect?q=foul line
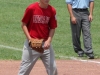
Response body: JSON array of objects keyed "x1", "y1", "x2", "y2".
[
  {"x1": 58, "y1": 56, "x2": 100, "y2": 64},
  {"x1": 0, "y1": 45, "x2": 22, "y2": 51},
  {"x1": 0, "y1": 44, "x2": 100, "y2": 64}
]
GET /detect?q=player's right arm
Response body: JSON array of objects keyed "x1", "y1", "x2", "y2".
[
  {"x1": 21, "y1": 22, "x2": 31, "y2": 41},
  {"x1": 21, "y1": 6, "x2": 33, "y2": 41},
  {"x1": 67, "y1": 4, "x2": 77, "y2": 24}
]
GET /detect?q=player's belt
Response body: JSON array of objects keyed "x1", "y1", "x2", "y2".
[{"x1": 73, "y1": 8, "x2": 88, "y2": 11}]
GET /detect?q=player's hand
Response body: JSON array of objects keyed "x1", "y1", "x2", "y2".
[{"x1": 43, "y1": 40, "x2": 51, "y2": 50}]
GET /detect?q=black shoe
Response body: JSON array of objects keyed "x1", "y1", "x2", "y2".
[
  {"x1": 85, "y1": 53, "x2": 94, "y2": 59},
  {"x1": 78, "y1": 53, "x2": 84, "y2": 57}
]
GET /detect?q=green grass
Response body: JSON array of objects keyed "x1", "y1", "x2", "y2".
[
  {"x1": 0, "y1": 0, "x2": 100, "y2": 60},
  {"x1": 0, "y1": 48, "x2": 22, "y2": 60}
]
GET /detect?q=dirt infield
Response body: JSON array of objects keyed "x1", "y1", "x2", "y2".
[{"x1": 0, "y1": 59, "x2": 100, "y2": 75}]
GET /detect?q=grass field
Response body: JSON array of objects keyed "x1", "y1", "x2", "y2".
[{"x1": 0, "y1": 0, "x2": 100, "y2": 60}]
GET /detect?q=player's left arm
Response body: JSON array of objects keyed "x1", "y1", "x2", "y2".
[
  {"x1": 89, "y1": 1, "x2": 94, "y2": 22},
  {"x1": 43, "y1": 29, "x2": 55, "y2": 49},
  {"x1": 43, "y1": 7, "x2": 57, "y2": 49}
]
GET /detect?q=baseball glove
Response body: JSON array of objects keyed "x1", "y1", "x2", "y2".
[{"x1": 29, "y1": 38, "x2": 44, "y2": 53}]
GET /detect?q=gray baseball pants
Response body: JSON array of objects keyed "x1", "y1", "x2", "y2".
[
  {"x1": 18, "y1": 39, "x2": 58, "y2": 75},
  {"x1": 70, "y1": 9, "x2": 93, "y2": 54}
]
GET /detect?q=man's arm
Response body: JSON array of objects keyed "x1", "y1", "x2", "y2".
[
  {"x1": 67, "y1": 4, "x2": 77, "y2": 24},
  {"x1": 21, "y1": 23, "x2": 31, "y2": 40},
  {"x1": 67, "y1": 4, "x2": 74, "y2": 18},
  {"x1": 43, "y1": 29, "x2": 55, "y2": 49},
  {"x1": 89, "y1": 1, "x2": 94, "y2": 22}
]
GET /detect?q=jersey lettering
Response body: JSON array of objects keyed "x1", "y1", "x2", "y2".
[{"x1": 33, "y1": 15, "x2": 50, "y2": 24}]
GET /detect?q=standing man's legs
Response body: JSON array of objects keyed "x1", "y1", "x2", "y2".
[
  {"x1": 81, "y1": 10, "x2": 94, "y2": 56},
  {"x1": 40, "y1": 44, "x2": 57, "y2": 75},
  {"x1": 70, "y1": 10, "x2": 84, "y2": 56},
  {"x1": 70, "y1": 9, "x2": 94, "y2": 58},
  {"x1": 18, "y1": 40, "x2": 43, "y2": 75},
  {"x1": 18, "y1": 40, "x2": 58, "y2": 75}
]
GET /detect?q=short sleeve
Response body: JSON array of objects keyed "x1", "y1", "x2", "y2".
[
  {"x1": 49, "y1": 8, "x2": 57, "y2": 29},
  {"x1": 65, "y1": 0, "x2": 73, "y2": 4},
  {"x1": 21, "y1": 7, "x2": 33, "y2": 24},
  {"x1": 90, "y1": 0, "x2": 94, "y2": 2}
]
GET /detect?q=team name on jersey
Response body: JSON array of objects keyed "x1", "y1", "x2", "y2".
[{"x1": 33, "y1": 15, "x2": 50, "y2": 24}]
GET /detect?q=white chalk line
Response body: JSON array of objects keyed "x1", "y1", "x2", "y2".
[
  {"x1": 0, "y1": 44, "x2": 100, "y2": 64},
  {"x1": 58, "y1": 56, "x2": 100, "y2": 64},
  {"x1": 0, "y1": 45, "x2": 22, "y2": 51}
]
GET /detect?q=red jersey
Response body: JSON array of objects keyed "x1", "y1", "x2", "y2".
[{"x1": 22, "y1": 2, "x2": 57, "y2": 39}]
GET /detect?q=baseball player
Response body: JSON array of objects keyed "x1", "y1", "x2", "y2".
[{"x1": 18, "y1": 0, "x2": 58, "y2": 75}]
